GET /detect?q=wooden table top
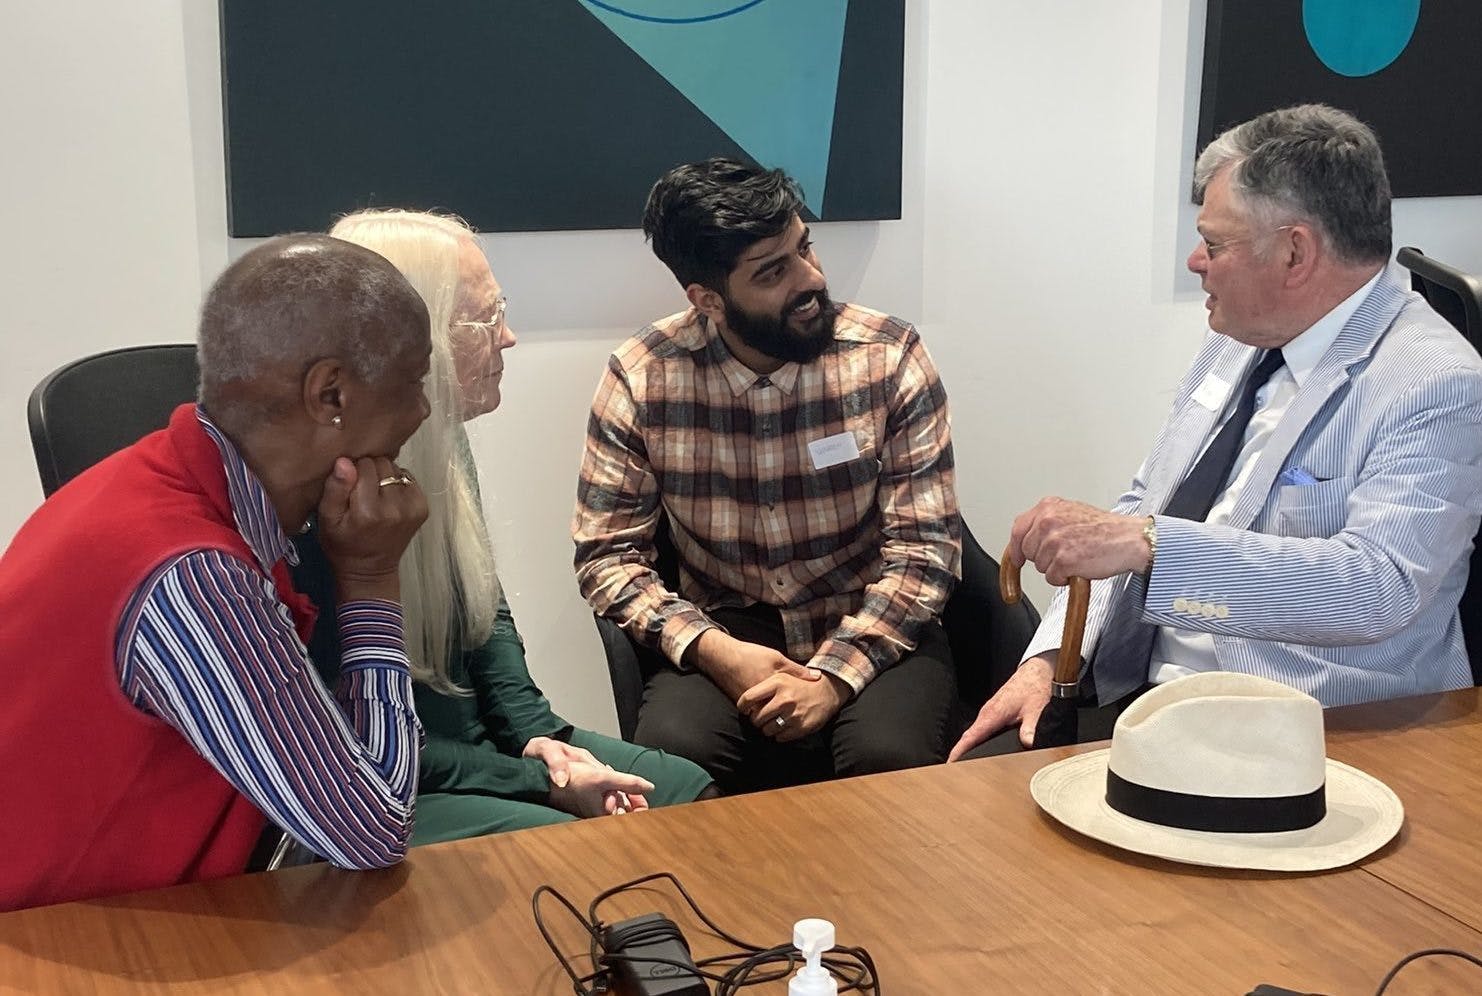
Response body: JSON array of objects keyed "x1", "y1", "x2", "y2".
[
  {"x1": 1326, "y1": 686, "x2": 1482, "y2": 933},
  {"x1": 3, "y1": 690, "x2": 1481, "y2": 994}
]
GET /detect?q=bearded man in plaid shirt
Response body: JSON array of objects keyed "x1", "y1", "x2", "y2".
[{"x1": 573, "y1": 158, "x2": 961, "y2": 794}]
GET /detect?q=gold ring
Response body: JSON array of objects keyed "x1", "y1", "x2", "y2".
[{"x1": 377, "y1": 468, "x2": 415, "y2": 488}]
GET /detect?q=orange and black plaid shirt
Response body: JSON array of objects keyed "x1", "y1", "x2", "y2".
[{"x1": 572, "y1": 303, "x2": 960, "y2": 692}]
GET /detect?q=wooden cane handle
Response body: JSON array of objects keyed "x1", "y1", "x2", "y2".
[
  {"x1": 998, "y1": 552, "x2": 1023, "y2": 606},
  {"x1": 1000, "y1": 546, "x2": 1090, "y2": 686}
]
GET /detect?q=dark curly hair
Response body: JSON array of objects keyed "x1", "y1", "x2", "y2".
[{"x1": 641, "y1": 158, "x2": 805, "y2": 291}]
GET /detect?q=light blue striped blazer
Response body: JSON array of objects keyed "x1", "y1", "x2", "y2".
[{"x1": 1024, "y1": 266, "x2": 1482, "y2": 707}]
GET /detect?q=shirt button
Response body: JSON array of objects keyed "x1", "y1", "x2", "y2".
[{"x1": 773, "y1": 576, "x2": 786, "y2": 588}]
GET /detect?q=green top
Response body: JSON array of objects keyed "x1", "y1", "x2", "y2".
[
  {"x1": 411, "y1": 592, "x2": 572, "y2": 802},
  {"x1": 293, "y1": 429, "x2": 576, "y2": 804},
  {"x1": 293, "y1": 527, "x2": 582, "y2": 803}
]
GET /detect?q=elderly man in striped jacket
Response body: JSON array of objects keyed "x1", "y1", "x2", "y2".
[{"x1": 955, "y1": 105, "x2": 1482, "y2": 760}]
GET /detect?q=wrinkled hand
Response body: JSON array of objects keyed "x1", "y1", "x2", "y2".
[
  {"x1": 1009, "y1": 497, "x2": 1149, "y2": 586},
  {"x1": 685, "y1": 629, "x2": 820, "y2": 703},
  {"x1": 547, "y1": 760, "x2": 654, "y2": 819},
  {"x1": 948, "y1": 655, "x2": 1053, "y2": 760},
  {"x1": 522, "y1": 736, "x2": 602, "y2": 790},
  {"x1": 317, "y1": 456, "x2": 428, "y2": 601},
  {"x1": 737, "y1": 670, "x2": 850, "y2": 743}
]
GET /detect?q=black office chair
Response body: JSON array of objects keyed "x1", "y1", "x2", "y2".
[
  {"x1": 26, "y1": 343, "x2": 316, "y2": 870},
  {"x1": 27, "y1": 343, "x2": 200, "y2": 497},
  {"x1": 1398, "y1": 247, "x2": 1482, "y2": 351},
  {"x1": 593, "y1": 516, "x2": 1040, "y2": 741},
  {"x1": 1398, "y1": 247, "x2": 1482, "y2": 684}
]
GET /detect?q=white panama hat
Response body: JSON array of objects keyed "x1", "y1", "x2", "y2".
[{"x1": 1030, "y1": 672, "x2": 1403, "y2": 872}]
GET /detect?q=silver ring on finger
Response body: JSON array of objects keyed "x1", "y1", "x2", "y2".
[{"x1": 774, "y1": 716, "x2": 786, "y2": 728}]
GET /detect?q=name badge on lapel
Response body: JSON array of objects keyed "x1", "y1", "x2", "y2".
[
  {"x1": 808, "y1": 431, "x2": 861, "y2": 470},
  {"x1": 1192, "y1": 373, "x2": 1231, "y2": 412}
]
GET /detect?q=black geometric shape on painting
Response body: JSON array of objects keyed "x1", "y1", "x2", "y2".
[
  {"x1": 1197, "y1": 0, "x2": 1482, "y2": 199},
  {"x1": 222, "y1": 0, "x2": 754, "y2": 235},
  {"x1": 824, "y1": 0, "x2": 904, "y2": 221}
]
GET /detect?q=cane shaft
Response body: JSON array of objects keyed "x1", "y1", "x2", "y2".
[{"x1": 1056, "y1": 577, "x2": 1091, "y2": 686}]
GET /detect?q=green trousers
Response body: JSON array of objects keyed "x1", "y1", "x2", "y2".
[{"x1": 410, "y1": 730, "x2": 713, "y2": 846}]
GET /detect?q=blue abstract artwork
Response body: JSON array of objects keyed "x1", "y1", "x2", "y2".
[{"x1": 220, "y1": 0, "x2": 903, "y2": 236}]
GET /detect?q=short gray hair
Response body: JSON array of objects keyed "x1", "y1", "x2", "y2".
[
  {"x1": 197, "y1": 234, "x2": 428, "y2": 424},
  {"x1": 1193, "y1": 104, "x2": 1391, "y2": 264}
]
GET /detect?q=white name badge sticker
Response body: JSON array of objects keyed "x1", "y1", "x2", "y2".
[
  {"x1": 808, "y1": 431, "x2": 861, "y2": 470},
  {"x1": 1192, "y1": 373, "x2": 1231, "y2": 412}
]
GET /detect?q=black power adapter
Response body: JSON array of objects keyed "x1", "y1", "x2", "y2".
[{"x1": 601, "y1": 912, "x2": 709, "y2": 996}]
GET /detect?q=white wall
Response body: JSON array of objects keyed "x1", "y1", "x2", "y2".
[
  {"x1": 2, "y1": 4, "x2": 208, "y2": 534},
  {"x1": 5, "y1": 2, "x2": 1481, "y2": 735}
]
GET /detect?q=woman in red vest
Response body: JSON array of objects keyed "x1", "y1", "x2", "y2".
[{"x1": 0, "y1": 235, "x2": 434, "y2": 910}]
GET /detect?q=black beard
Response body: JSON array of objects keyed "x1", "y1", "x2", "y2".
[{"x1": 722, "y1": 288, "x2": 837, "y2": 364}]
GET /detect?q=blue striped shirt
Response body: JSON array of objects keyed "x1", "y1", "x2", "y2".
[{"x1": 115, "y1": 413, "x2": 422, "y2": 869}]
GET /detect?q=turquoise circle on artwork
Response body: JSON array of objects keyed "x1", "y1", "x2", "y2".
[{"x1": 1302, "y1": 0, "x2": 1420, "y2": 77}]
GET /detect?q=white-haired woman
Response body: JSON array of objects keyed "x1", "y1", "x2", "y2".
[{"x1": 293, "y1": 210, "x2": 713, "y2": 843}]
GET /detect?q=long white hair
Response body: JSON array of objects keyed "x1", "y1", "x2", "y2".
[{"x1": 330, "y1": 209, "x2": 498, "y2": 694}]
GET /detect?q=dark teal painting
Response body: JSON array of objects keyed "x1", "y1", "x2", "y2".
[
  {"x1": 220, "y1": 0, "x2": 904, "y2": 235},
  {"x1": 1196, "y1": 0, "x2": 1480, "y2": 198}
]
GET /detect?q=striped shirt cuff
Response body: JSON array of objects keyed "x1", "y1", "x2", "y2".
[{"x1": 338, "y1": 599, "x2": 413, "y2": 697}]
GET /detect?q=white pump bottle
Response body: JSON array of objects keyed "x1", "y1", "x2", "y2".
[{"x1": 788, "y1": 918, "x2": 838, "y2": 996}]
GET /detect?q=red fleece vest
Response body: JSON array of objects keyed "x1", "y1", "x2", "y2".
[{"x1": 0, "y1": 404, "x2": 315, "y2": 910}]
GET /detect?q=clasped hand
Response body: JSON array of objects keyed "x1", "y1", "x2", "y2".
[
  {"x1": 524, "y1": 736, "x2": 653, "y2": 818},
  {"x1": 687, "y1": 630, "x2": 849, "y2": 743}
]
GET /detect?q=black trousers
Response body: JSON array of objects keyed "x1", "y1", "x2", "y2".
[
  {"x1": 957, "y1": 682, "x2": 1152, "y2": 760},
  {"x1": 633, "y1": 604, "x2": 957, "y2": 795}
]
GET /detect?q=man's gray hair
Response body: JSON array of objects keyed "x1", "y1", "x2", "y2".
[
  {"x1": 197, "y1": 234, "x2": 428, "y2": 424},
  {"x1": 1193, "y1": 104, "x2": 1392, "y2": 265}
]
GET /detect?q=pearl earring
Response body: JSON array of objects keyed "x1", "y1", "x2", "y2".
[{"x1": 332, "y1": 415, "x2": 343, "y2": 428}]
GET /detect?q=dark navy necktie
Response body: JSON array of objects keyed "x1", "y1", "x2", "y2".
[
  {"x1": 1090, "y1": 348, "x2": 1286, "y2": 705},
  {"x1": 1162, "y1": 349, "x2": 1287, "y2": 522}
]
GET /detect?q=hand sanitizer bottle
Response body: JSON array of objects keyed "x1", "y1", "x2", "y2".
[{"x1": 788, "y1": 918, "x2": 838, "y2": 996}]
